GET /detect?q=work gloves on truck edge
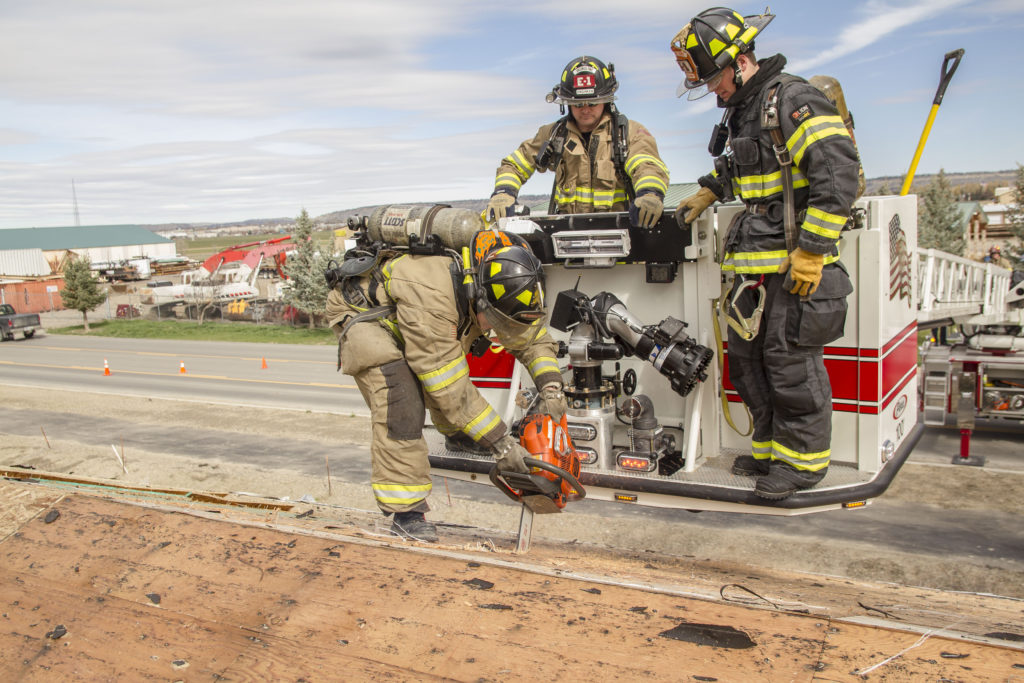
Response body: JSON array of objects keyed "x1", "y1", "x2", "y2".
[{"x1": 485, "y1": 192, "x2": 517, "y2": 224}]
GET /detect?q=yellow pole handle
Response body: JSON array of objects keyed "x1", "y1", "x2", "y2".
[{"x1": 900, "y1": 104, "x2": 940, "y2": 196}]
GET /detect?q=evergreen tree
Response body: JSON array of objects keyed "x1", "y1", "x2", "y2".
[
  {"x1": 282, "y1": 209, "x2": 330, "y2": 328},
  {"x1": 1005, "y1": 163, "x2": 1024, "y2": 251},
  {"x1": 876, "y1": 181, "x2": 894, "y2": 196},
  {"x1": 918, "y1": 169, "x2": 964, "y2": 256},
  {"x1": 60, "y1": 254, "x2": 107, "y2": 331}
]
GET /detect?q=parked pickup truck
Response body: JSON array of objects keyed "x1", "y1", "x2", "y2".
[{"x1": 0, "y1": 304, "x2": 41, "y2": 341}]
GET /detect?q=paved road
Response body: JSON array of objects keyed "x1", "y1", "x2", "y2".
[
  {"x1": 0, "y1": 332, "x2": 367, "y2": 416},
  {"x1": 3, "y1": 333, "x2": 1023, "y2": 589}
]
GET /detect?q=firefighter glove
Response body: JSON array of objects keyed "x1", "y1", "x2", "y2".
[
  {"x1": 536, "y1": 382, "x2": 568, "y2": 421},
  {"x1": 485, "y1": 193, "x2": 517, "y2": 224},
  {"x1": 492, "y1": 435, "x2": 530, "y2": 474},
  {"x1": 675, "y1": 186, "x2": 717, "y2": 225},
  {"x1": 778, "y1": 247, "x2": 825, "y2": 297},
  {"x1": 633, "y1": 193, "x2": 664, "y2": 228}
]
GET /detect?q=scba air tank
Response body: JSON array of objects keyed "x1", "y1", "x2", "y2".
[{"x1": 367, "y1": 205, "x2": 484, "y2": 251}]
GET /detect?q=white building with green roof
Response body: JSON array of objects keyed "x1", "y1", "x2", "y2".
[{"x1": 0, "y1": 225, "x2": 176, "y2": 277}]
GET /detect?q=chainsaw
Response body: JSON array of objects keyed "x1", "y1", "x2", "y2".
[{"x1": 489, "y1": 412, "x2": 586, "y2": 514}]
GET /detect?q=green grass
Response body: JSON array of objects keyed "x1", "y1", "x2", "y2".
[
  {"x1": 175, "y1": 230, "x2": 340, "y2": 261},
  {"x1": 49, "y1": 319, "x2": 336, "y2": 344}
]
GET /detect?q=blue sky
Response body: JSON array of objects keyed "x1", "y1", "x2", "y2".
[{"x1": 1, "y1": 0, "x2": 1021, "y2": 228}]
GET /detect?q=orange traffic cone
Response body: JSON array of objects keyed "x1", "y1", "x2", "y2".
[
  {"x1": 179, "y1": 361, "x2": 186, "y2": 374},
  {"x1": 261, "y1": 357, "x2": 268, "y2": 369},
  {"x1": 103, "y1": 359, "x2": 111, "y2": 376}
]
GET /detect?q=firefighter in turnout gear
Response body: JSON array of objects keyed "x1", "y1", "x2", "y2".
[
  {"x1": 671, "y1": 8, "x2": 860, "y2": 499},
  {"x1": 486, "y1": 56, "x2": 669, "y2": 227},
  {"x1": 325, "y1": 230, "x2": 564, "y2": 541}
]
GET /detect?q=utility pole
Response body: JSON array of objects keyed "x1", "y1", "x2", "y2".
[{"x1": 72, "y1": 179, "x2": 81, "y2": 227}]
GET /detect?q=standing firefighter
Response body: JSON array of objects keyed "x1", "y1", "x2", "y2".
[
  {"x1": 325, "y1": 229, "x2": 566, "y2": 541},
  {"x1": 670, "y1": 8, "x2": 860, "y2": 498},
  {"x1": 486, "y1": 56, "x2": 670, "y2": 227}
]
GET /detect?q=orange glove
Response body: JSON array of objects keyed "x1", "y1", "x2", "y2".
[
  {"x1": 778, "y1": 247, "x2": 824, "y2": 297},
  {"x1": 675, "y1": 186, "x2": 717, "y2": 224}
]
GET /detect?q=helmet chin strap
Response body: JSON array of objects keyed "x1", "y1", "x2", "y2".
[{"x1": 732, "y1": 59, "x2": 745, "y2": 89}]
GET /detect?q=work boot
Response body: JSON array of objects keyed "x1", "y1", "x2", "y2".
[
  {"x1": 731, "y1": 455, "x2": 770, "y2": 476},
  {"x1": 390, "y1": 511, "x2": 439, "y2": 542},
  {"x1": 754, "y1": 462, "x2": 827, "y2": 500},
  {"x1": 444, "y1": 432, "x2": 490, "y2": 456}
]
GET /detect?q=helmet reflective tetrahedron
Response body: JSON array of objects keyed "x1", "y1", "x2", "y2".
[
  {"x1": 471, "y1": 230, "x2": 545, "y2": 350},
  {"x1": 548, "y1": 56, "x2": 618, "y2": 106},
  {"x1": 671, "y1": 7, "x2": 773, "y2": 99}
]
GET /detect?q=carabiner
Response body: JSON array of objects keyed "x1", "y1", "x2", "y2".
[{"x1": 722, "y1": 277, "x2": 766, "y2": 341}]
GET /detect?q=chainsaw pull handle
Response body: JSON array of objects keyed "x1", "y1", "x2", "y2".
[
  {"x1": 934, "y1": 48, "x2": 964, "y2": 106},
  {"x1": 488, "y1": 457, "x2": 587, "y2": 502},
  {"x1": 522, "y1": 457, "x2": 586, "y2": 500}
]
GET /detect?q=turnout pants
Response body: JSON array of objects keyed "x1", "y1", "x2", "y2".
[
  {"x1": 331, "y1": 293, "x2": 432, "y2": 514},
  {"x1": 727, "y1": 265, "x2": 851, "y2": 472}
]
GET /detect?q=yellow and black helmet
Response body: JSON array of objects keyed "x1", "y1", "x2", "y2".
[
  {"x1": 547, "y1": 56, "x2": 618, "y2": 106},
  {"x1": 470, "y1": 230, "x2": 546, "y2": 349},
  {"x1": 671, "y1": 7, "x2": 773, "y2": 100}
]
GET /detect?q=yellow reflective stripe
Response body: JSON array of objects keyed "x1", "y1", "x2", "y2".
[
  {"x1": 465, "y1": 405, "x2": 501, "y2": 440},
  {"x1": 625, "y1": 153, "x2": 668, "y2": 176},
  {"x1": 495, "y1": 172, "x2": 522, "y2": 192},
  {"x1": 633, "y1": 175, "x2": 668, "y2": 194},
  {"x1": 735, "y1": 170, "x2": 808, "y2": 199},
  {"x1": 417, "y1": 356, "x2": 469, "y2": 393},
  {"x1": 751, "y1": 440, "x2": 771, "y2": 458},
  {"x1": 772, "y1": 441, "x2": 830, "y2": 471},
  {"x1": 528, "y1": 355, "x2": 560, "y2": 379},
  {"x1": 372, "y1": 482, "x2": 432, "y2": 504},
  {"x1": 723, "y1": 250, "x2": 840, "y2": 273},
  {"x1": 506, "y1": 150, "x2": 535, "y2": 177},
  {"x1": 787, "y1": 115, "x2": 850, "y2": 168},
  {"x1": 554, "y1": 186, "x2": 628, "y2": 208},
  {"x1": 722, "y1": 249, "x2": 788, "y2": 273},
  {"x1": 802, "y1": 206, "x2": 846, "y2": 240}
]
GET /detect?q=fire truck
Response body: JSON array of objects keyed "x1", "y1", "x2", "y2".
[{"x1": 353, "y1": 196, "x2": 1023, "y2": 524}]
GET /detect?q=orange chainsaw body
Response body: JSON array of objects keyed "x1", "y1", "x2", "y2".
[{"x1": 518, "y1": 413, "x2": 584, "y2": 509}]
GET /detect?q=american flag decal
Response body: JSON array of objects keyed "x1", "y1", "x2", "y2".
[{"x1": 888, "y1": 214, "x2": 911, "y2": 302}]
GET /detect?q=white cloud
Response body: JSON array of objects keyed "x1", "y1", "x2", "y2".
[{"x1": 787, "y1": 0, "x2": 970, "y2": 73}]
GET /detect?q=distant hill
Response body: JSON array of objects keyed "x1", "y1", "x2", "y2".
[
  {"x1": 143, "y1": 170, "x2": 1020, "y2": 235},
  {"x1": 866, "y1": 169, "x2": 1018, "y2": 198}
]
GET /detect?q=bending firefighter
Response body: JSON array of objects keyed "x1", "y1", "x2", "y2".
[
  {"x1": 671, "y1": 8, "x2": 860, "y2": 499},
  {"x1": 486, "y1": 56, "x2": 669, "y2": 227},
  {"x1": 326, "y1": 230, "x2": 567, "y2": 541}
]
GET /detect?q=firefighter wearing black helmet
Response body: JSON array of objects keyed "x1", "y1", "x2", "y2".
[
  {"x1": 670, "y1": 8, "x2": 861, "y2": 499},
  {"x1": 325, "y1": 230, "x2": 564, "y2": 541},
  {"x1": 485, "y1": 56, "x2": 670, "y2": 227}
]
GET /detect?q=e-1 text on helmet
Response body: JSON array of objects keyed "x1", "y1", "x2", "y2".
[
  {"x1": 470, "y1": 230, "x2": 546, "y2": 350},
  {"x1": 670, "y1": 7, "x2": 773, "y2": 100},
  {"x1": 546, "y1": 56, "x2": 618, "y2": 107}
]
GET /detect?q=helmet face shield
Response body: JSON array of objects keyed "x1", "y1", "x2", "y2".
[
  {"x1": 671, "y1": 9, "x2": 773, "y2": 99},
  {"x1": 480, "y1": 306, "x2": 544, "y2": 351}
]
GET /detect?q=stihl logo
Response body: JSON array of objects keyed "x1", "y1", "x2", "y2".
[{"x1": 574, "y1": 74, "x2": 595, "y2": 89}]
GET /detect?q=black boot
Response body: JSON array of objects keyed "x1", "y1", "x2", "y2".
[
  {"x1": 731, "y1": 455, "x2": 770, "y2": 476},
  {"x1": 754, "y1": 462, "x2": 827, "y2": 500},
  {"x1": 390, "y1": 511, "x2": 438, "y2": 542},
  {"x1": 444, "y1": 432, "x2": 490, "y2": 456}
]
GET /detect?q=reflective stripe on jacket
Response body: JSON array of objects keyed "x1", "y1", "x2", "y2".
[
  {"x1": 493, "y1": 112, "x2": 669, "y2": 213},
  {"x1": 719, "y1": 68, "x2": 860, "y2": 273},
  {"x1": 383, "y1": 255, "x2": 561, "y2": 449}
]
